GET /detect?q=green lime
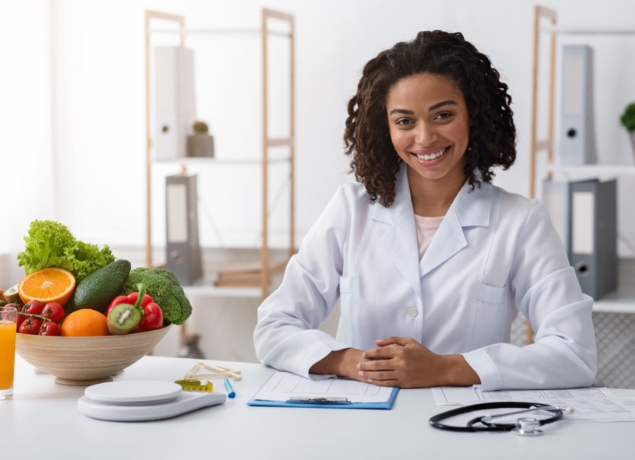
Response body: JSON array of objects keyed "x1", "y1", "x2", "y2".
[{"x1": 3, "y1": 284, "x2": 21, "y2": 303}]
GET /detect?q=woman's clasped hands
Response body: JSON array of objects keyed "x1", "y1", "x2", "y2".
[{"x1": 355, "y1": 337, "x2": 480, "y2": 388}]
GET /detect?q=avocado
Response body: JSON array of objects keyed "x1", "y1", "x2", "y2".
[{"x1": 68, "y1": 259, "x2": 131, "y2": 314}]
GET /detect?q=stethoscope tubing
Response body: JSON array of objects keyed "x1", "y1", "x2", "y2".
[{"x1": 429, "y1": 401, "x2": 564, "y2": 432}]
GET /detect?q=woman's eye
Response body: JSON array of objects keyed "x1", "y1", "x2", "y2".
[
  {"x1": 396, "y1": 118, "x2": 412, "y2": 126},
  {"x1": 435, "y1": 112, "x2": 452, "y2": 120}
]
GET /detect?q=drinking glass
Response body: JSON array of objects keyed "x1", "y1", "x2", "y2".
[{"x1": 0, "y1": 306, "x2": 17, "y2": 400}]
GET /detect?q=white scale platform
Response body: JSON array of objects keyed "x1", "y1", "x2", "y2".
[{"x1": 78, "y1": 380, "x2": 226, "y2": 422}]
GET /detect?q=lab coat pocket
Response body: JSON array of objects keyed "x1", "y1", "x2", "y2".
[{"x1": 468, "y1": 284, "x2": 507, "y2": 350}]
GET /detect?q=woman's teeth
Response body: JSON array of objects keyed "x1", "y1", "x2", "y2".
[{"x1": 415, "y1": 147, "x2": 447, "y2": 161}]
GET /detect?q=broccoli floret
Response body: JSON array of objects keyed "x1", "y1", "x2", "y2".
[{"x1": 122, "y1": 267, "x2": 192, "y2": 325}]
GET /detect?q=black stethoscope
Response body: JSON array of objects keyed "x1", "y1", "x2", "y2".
[{"x1": 429, "y1": 401, "x2": 572, "y2": 436}]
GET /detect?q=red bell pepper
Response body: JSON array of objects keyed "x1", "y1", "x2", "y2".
[{"x1": 106, "y1": 285, "x2": 163, "y2": 332}]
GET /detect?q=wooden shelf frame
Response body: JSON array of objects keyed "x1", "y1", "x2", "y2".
[{"x1": 143, "y1": 9, "x2": 296, "y2": 302}]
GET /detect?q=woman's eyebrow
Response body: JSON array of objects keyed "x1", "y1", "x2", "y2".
[
  {"x1": 389, "y1": 100, "x2": 458, "y2": 116},
  {"x1": 428, "y1": 100, "x2": 457, "y2": 112},
  {"x1": 389, "y1": 108, "x2": 415, "y2": 116}
]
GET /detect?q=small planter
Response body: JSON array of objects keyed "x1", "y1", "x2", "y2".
[
  {"x1": 630, "y1": 131, "x2": 635, "y2": 158},
  {"x1": 187, "y1": 134, "x2": 215, "y2": 158}
]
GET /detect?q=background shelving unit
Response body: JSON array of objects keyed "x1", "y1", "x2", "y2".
[
  {"x1": 530, "y1": 5, "x2": 635, "y2": 314},
  {"x1": 530, "y1": 5, "x2": 635, "y2": 388},
  {"x1": 143, "y1": 9, "x2": 296, "y2": 302}
]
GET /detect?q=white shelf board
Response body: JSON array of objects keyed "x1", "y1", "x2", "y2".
[
  {"x1": 149, "y1": 28, "x2": 291, "y2": 38},
  {"x1": 546, "y1": 164, "x2": 635, "y2": 177},
  {"x1": 593, "y1": 290, "x2": 635, "y2": 314},
  {"x1": 541, "y1": 24, "x2": 635, "y2": 35},
  {"x1": 182, "y1": 284, "x2": 262, "y2": 298},
  {"x1": 152, "y1": 156, "x2": 291, "y2": 166},
  {"x1": 182, "y1": 275, "x2": 262, "y2": 298}
]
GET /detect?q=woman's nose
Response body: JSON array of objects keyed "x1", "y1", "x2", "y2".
[{"x1": 415, "y1": 122, "x2": 438, "y2": 146}]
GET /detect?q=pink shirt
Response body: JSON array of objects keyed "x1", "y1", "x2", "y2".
[{"x1": 414, "y1": 214, "x2": 444, "y2": 259}]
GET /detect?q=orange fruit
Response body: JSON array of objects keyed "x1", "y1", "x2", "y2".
[
  {"x1": 61, "y1": 309, "x2": 109, "y2": 337},
  {"x1": 18, "y1": 268, "x2": 76, "y2": 307}
]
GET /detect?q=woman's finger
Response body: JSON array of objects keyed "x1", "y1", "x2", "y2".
[
  {"x1": 358, "y1": 369, "x2": 399, "y2": 384},
  {"x1": 363, "y1": 344, "x2": 401, "y2": 360},
  {"x1": 375, "y1": 336, "x2": 416, "y2": 347}
]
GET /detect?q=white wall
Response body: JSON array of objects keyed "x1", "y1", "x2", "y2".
[{"x1": 0, "y1": 1, "x2": 55, "y2": 254}]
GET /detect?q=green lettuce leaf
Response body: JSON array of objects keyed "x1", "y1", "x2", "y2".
[{"x1": 17, "y1": 220, "x2": 115, "y2": 282}]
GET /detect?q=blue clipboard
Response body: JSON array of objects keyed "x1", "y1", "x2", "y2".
[{"x1": 247, "y1": 372, "x2": 399, "y2": 410}]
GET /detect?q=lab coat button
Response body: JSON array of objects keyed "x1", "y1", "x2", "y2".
[{"x1": 407, "y1": 307, "x2": 418, "y2": 317}]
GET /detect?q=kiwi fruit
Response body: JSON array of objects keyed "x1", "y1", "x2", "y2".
[
  {"x1": 107, "y1": 303, "x2": 142, "y2": 335},
  {"x1": 3, "y1": 284, "x2": 21, "y2": 303}
]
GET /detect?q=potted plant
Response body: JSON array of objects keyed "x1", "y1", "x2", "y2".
[
  {"x1": 620, "y1": 102, "x2": 635, "y2": 156},
  {"x1": 187, "y1": 121, "x2": 215, "y2": 158}
]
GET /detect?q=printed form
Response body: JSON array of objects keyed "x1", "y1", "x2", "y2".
[
  {"x1": 432, "y1": 386, "x2": 635, "y2": 422},
  {"x1": 253, "y1": 371, "x2": 394, "y2": 403}
]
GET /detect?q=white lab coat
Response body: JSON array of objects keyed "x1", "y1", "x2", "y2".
[{"x1": 254, "y1": 164, "x2": 597, "y2": 390}]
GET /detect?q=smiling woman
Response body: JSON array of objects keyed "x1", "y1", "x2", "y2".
[{"x1": 254, "y1": 30, "x2": 597, "y2": 392}]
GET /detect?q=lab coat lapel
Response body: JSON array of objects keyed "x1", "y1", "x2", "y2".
[
  {"x1": 419, "y1": 181, "x2": 492, "y2": 278},
  {"x1": 373, "y1": 164, "x2": 422, "y2": 300},
  {"x1": 419, "y1": 207, "x2": 467, "y2": 278}
]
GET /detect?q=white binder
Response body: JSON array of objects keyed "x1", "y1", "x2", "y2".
[
  {"x1": 558, "y1": 44, "x2": 597, "y2": 165},
  {"x1": 154, "y1": 46, "x2": 197, "y2": 160}
]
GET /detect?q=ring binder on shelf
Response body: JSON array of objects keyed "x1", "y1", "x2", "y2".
[
  {"x1": 154, "y1": 46, "x2": 197, "y2": 160},
  {"x1": 165, "y1": 174, "x2": 203, "y2": 286},
  {"x1": 542, "y1": 178, "x2": 618, "y2": 300},
  {"x1": 569, "y1": 178, "x2": 617, "y2": 300},
  {"x1": 558, "y1": 44, "x2": 597, "y2": 165}
]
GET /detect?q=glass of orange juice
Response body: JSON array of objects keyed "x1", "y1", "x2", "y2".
[{"x1": 0, "y1": 306, "x2": 17, "y2": 400}]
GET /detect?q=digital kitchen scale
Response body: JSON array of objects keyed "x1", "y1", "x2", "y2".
[{"x1": 78, "y1": 380, "x2": 226, "y2": 422}]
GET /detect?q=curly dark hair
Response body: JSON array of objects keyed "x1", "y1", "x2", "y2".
[{"x1": 343, "y1": 30, "x2": 516, "y2": 207}]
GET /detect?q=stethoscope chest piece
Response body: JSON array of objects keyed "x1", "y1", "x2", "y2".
[{"x1": 511, "y1": 418, "x2": 543, "y2": 437}]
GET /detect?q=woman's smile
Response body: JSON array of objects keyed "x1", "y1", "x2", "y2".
[{"x1": 411, "y1": 145, "x2": 450, "y2": 162}]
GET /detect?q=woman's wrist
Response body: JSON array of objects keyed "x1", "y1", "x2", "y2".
[
  {"x1": 309, "y1": 348, "x2": 363, "y2": 378},
  {"x1": 443, "y1": 354, "x2": 480, "y2": 386}
]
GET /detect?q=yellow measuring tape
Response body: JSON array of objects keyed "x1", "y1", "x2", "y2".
[{"x1": 174, "y1": 379, "x2": 213, "y2": 392}]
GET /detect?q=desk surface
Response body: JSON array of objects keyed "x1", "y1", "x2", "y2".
[{"x1": 2, "y1": 356, "x2": 634, "y2": 460}]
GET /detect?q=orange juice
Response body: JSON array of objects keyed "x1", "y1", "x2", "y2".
[{"x1": 0, "y1": 321, "x2": 17, "y2": 392}]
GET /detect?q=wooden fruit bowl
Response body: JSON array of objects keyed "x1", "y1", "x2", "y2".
[{"x1": 15, "y1": 325, "x2": 172, "y2": 386}]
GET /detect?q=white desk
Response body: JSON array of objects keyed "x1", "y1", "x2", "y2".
[{"x1": 2, "y1": 356, "x2": 634, "y2": 460}]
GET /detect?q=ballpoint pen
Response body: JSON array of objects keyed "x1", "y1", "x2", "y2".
[{"x1": 224, "y1": 378, "x2": 236, "y2": 398}]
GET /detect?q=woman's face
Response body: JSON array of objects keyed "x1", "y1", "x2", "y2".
[{"x1": 386, "y1": 72, "x2": 470, "y2": 187}]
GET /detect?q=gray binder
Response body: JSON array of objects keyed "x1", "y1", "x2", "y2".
[
  {"x1": 165, "y1": 174, "x2": 203, "y2": 285},
  {"x1": 569, "y1": 179, "x2": 617, "y2": 299}
]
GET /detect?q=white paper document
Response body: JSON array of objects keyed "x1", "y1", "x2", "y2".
[
  {"x1": 432, "y1": 386, "x2": 635, "y2": 422},
  {"x1": 254, "y1": 371, "x2": 394, "y2": 403}
]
